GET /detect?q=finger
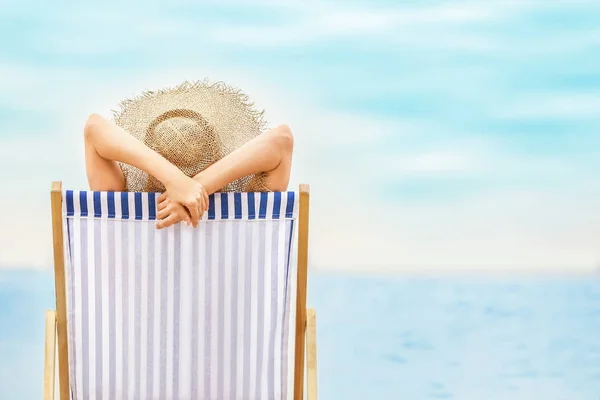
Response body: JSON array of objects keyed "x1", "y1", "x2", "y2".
[
  {"x1": 176, "y1": 204, "x2": 191, "y2": 227},
  {"x1": 195, "y1": 197, "x2": 206, "y2": 228},
  {"x1": 171, "y1": 210, "x2": 184, "y2": 224},
  {"x1": 156, "y1": 218, "x2": 167, "y2": 229},
  {"x1": 157, "y1": 201, "x2": 168, "y2": 211},
  {"x1": 186, "y1": 206, "x2": 193, "y2": 226},
  {"x1": 204, "y1": 192, "x2": 210, "y2": 212},
  {"x1": 200, "y1": 197, "x2": 207, "y2": 221},
  {"x1": 179, "y1": 206, "x2": 192, "y2": 227},
  {"x1": 176, "y1": 210, "x2": 189, "y2": 226},
  {"x1": 158, "y1": 192, "x2": 167, "y2": 202},
  {"x1": 163, "y1": 214, "x2": 180, "y2": 229},
  {"x1": 157, "y1": 207, "x2": 170, "y2": 220},
  {"x1": 186, "y1": 201, "x2": 200, "y2": 225},
  {"x1": 192, "y1": 202, "x2": 201, "y2": 228},
  {"x1": 156, "y1": 213, "x2": 179, "y2": 230}
]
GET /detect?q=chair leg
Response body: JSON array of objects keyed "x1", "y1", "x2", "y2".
[
  {"x1": 306, "y1": 308, "x2": 318, "y2": 400},
  {"x1": 44, "y1": 310, "x2": 57, "y2": 400}
]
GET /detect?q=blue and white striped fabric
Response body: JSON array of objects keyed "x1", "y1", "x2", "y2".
[{"x1": 62, "y1": 190, "x2": 299, "y2": 400}]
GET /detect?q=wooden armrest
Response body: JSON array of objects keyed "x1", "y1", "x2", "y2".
[
  {"x1": 44, "y1": 310, "x2": 57, "y2": 400},
  {"x1": 306, "y1": 308, "x2": 318, "y2": 400}
]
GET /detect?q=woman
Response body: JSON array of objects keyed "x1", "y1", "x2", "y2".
[{"x1": 83, "y1": 81, "x2": 293, "y2": 229}]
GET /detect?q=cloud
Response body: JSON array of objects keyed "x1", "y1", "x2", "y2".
[
  {"x1": 1, "y1": 62, "x2": 599, "y2": 271},
  {"x1": 1, "y1": 1, "x2": 600, "y2": 271},
  {"x1": 308, "y1": 184, "x2": 600, "y2": 271},
  {"x1": 204, "y1": 0, "x2": 599, "y2": 50},
  {"x1": 384, "y1": 150, "x2": 480, "y2": 178},
  {"x1": 0, "y1": 64, "x2": 44, "y2": 91},
  {"x1": 207, "y1": 1, "x2": 498, "y2": 47},
  {"x1": 493, "y1": 93, "x2": 600, "y2": 120}
]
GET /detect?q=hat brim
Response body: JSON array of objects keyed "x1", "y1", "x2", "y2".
[{"x1": 112, "y1": 79, "x2": 269, "y2": 192}]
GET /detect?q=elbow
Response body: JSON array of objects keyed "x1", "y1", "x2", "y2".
[
  {"x1": 272, "y1": 124, "x2": 294, "y2": 153},
  {"x1": 83, "y1": 113, "x2": 105, "y2": 140}
]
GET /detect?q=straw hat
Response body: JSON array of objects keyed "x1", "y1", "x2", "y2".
[{"x1": 112, "y1": 80, "x2": 270, "y2": 193}]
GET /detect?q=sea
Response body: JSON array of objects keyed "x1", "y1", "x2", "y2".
[{"x1": 1, "y1": 269, "x2": 599, "y2": 400}]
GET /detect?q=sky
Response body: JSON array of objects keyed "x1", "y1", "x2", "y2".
[{"x1": 1, "y1": 0, "x2": 600, "y2": 271}]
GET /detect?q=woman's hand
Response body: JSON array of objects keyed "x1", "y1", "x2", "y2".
[
  {"x1": 162, "y1": 174, "x2": 209, "y2": 227},
  {"x1": 156, "y1": 193, "x2": 188, "y2": 229},
  {"x1": 156, "y1": 193, "x2": 190, "y2": 229}
]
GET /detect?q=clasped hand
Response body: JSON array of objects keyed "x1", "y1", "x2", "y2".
[{"x1": 156, "y1": 175, "x2": 209, "y2": 229}]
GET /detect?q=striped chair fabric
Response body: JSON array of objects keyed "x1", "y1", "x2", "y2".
[{"x1": 61, "y1": 190, "x2": 299, "y2": 400}]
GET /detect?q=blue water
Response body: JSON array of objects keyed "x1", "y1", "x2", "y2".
[{"x1": 1, "y1": 270, "x2": 599, "y2": 399}]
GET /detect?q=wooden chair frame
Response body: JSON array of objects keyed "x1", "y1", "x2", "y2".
[{"x1": 44, "y1": 182, "x2": 317, "y2": 400}]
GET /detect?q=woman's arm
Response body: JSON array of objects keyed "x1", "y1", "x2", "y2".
[
  {"x1": 190, "y1": 124, "x2": 294, "y2": 194},
  {"x1": 84, "y1": 113, "x2": 207, "y2": 226},
  {"x1": 155, "y1": 124, "x2": 294, "y2": 229}
]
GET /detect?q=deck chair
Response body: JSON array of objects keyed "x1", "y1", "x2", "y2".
[{"x1": 44, "y1": 181, "x2": 317, "y2": 400}]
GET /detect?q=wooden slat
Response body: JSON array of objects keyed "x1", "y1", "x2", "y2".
[
  {"x1": 44, "y1": 310, "x2": 57, "y2": 400},
  {"x1": 51, "y1": 181, "x2": 70, "y2": 400},
  {"x1": 306, "y1": 308, "x2": 318, "y2": 400},
  {"x1": 294, "y1": 184, "x2": 310, "y2": 400}
]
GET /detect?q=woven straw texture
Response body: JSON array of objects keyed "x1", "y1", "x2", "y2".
[{"x1": 112, "y1": 80, "x2": 270, "y2": 193}]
